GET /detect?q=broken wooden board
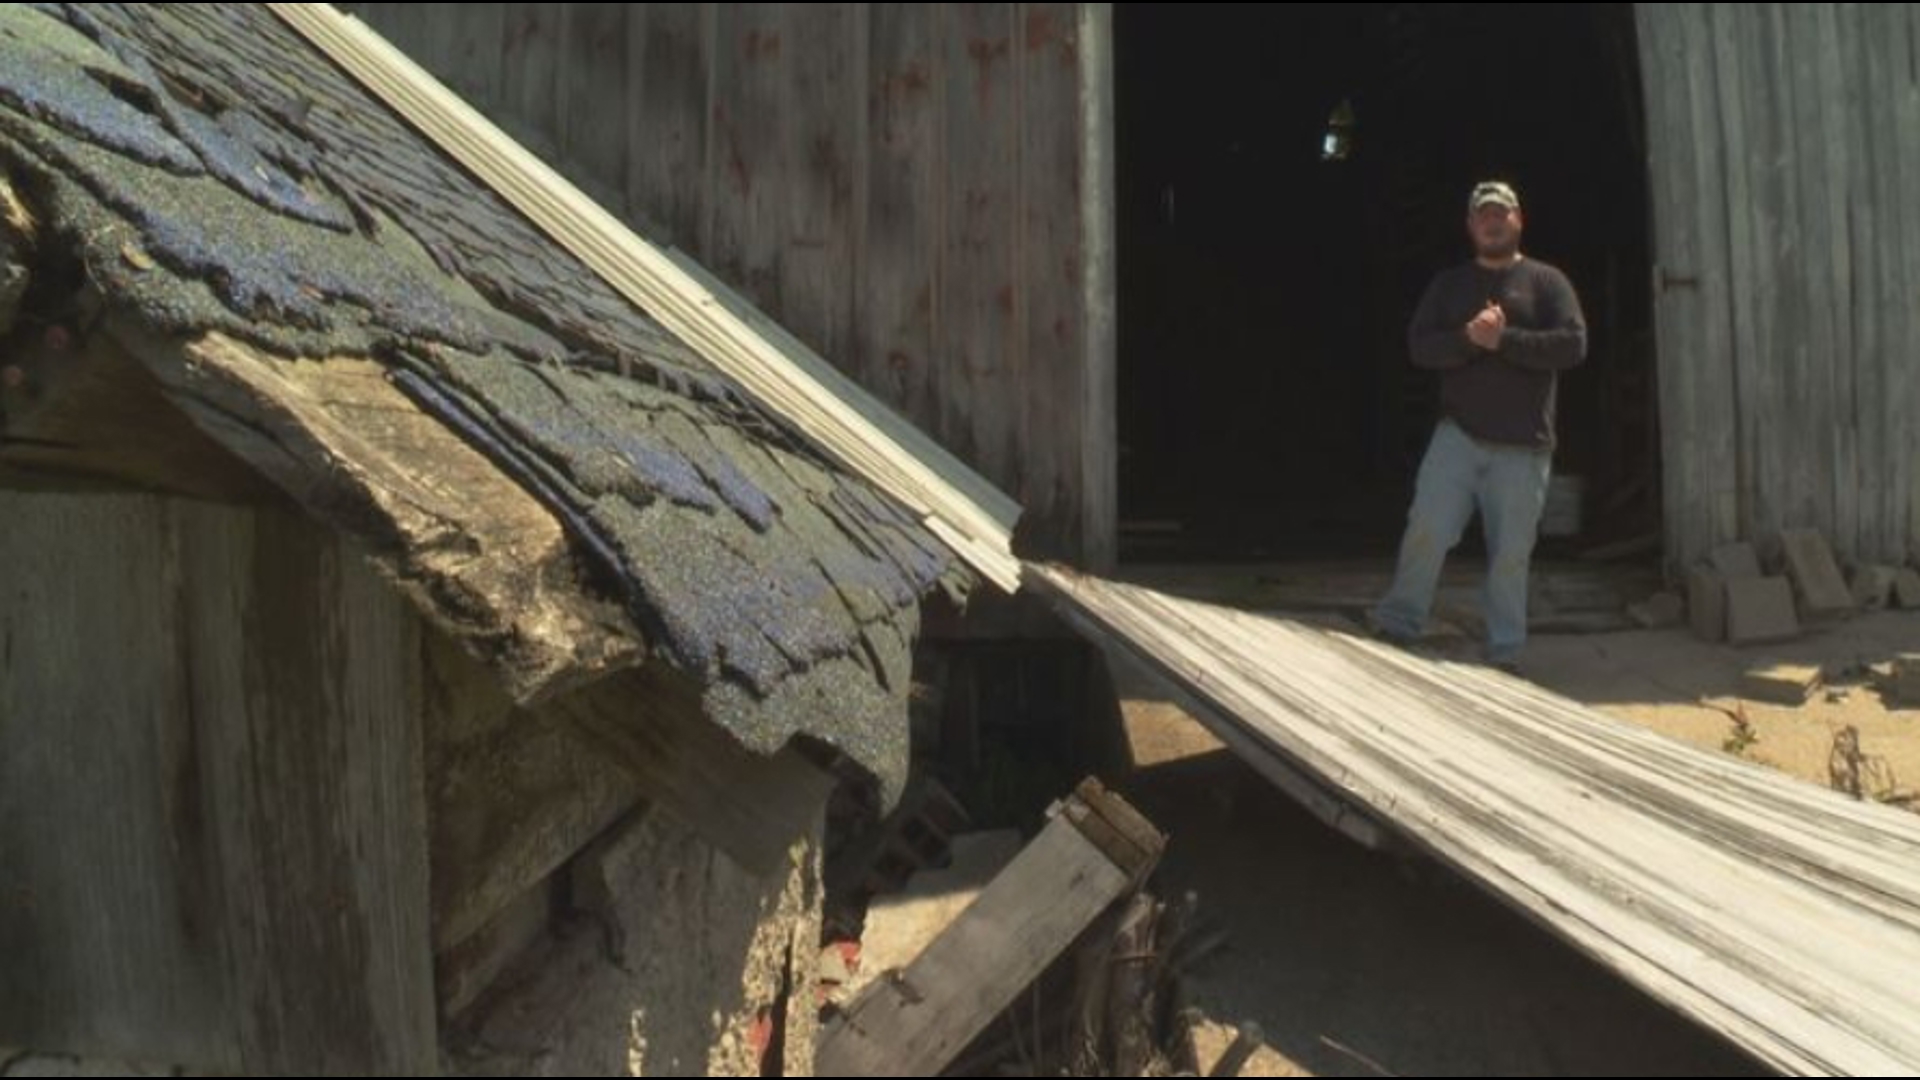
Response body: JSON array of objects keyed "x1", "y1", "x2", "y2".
[
  {"x1": 145, "y1": 330, "x2": 644, "y2": 705},
  {"x1": 1894, "y1": 569, "x2": 1920, "y2": 610},
  {"x1": 1852, "y1": 565, "x2": 1900, "y2": 611},
  {"x1": 816, "y1": 783, "x2": 1165, "y2": 1077},
  {"x1": 1726, "y1": 576, "x2": 1800, "y2": 645},
  {"x1": 1780, "y1": 528, "x2": 1856, "y2": 619},
  {"x1": 1688, "y1": 565, "x2": 1728, "y2": 643},
  {"x1": 1740, "y1": 662, "x2": 1823, "y2": 706},
  {"x1": 1028, "y1": 564, "x2": 1920, "y2": 1077},
  {"x1": 1708, "y1": 542, "x2": 1764, "y2": 580},
  {"x1": 1061, "y1": 777, "x2": 1172, "y2": 886}
]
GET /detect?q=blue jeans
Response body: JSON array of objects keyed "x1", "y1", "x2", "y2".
[{"x1": 1372, "y1": 419, "x2": 1552, "y2": 661}]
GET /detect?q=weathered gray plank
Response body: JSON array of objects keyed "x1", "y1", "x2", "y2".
[
  {"x1": 1860, "y1": 5, "x2": 1900, "y2": 562},
  {"x1": 1835, "y1": 4, "x2": 1871, "y2": 555},
  {"x1": 0, "y1": 497, "x2": 239, "y2": 1068},
  {"x1": 0, "y1": 496, "x2": 439, "y2": 1074},
  {"x1": 1739, "y1": 662, "x2": 1822, "y2": 706},
  {"x1": 624, "y1": 3, "x2": 714, "y2": 249},
  {"x1": 1688, "y1": 565, "x2": 1728, "y2": 642},
  {"x1": 1708, "y1": 5, "x2": 1763, "y2": 544},
  {"x1": 1637, "y1": 4, "x2": 1704, "y2": 568},
  {"x1": 501, "y1": 4, "x2": 560, "y2": 153},
  {"x1": 445, "y1": 3, "x2": 506, "y2": 110},
  {"x1": 367, "y1": 3, "x2": 427, "y2": 66},
  {"x1": 1860, "y1": 3, "x2": 1910, "y2": 565},
  {"x1": 1631, "y1": 0, "x2": 1672, "y2": 549},
  {"x1": 1888, "y1": 4, "x2": 1920, "y2": 565},
  {"x1": 1658, "y1": 0, "x2": 1704, "y2": 568},
  {"x1": 1896, "y1": 7, "x2": 1920, "y2": 565},
  {"x1": 779, "y1": 4, "x2": 860, "y2": 367},
  {"x1": 941, "y1": 4, "x2": 1021, "y2": 490},
  {"x1": 1743, "y1": 3, "x2": 1789, "y2": 546},
  {"x1": 559, "y1": 4, "x2": 629, "y2": 204},
  {"x1": 1682, "y1": 4, "x2": 1738, "y2": 552},
  {"x1": 1777, "y1": 5, "x2": 1830, "y2": 539},
  {"x1": 1725, "y1": 574, "x2": 1801, "y2": 644},
  {"x1": 1020, "y1": 4, "x2": 1085, "y2": 560},
  {"x1": 1743, "y1": 4, "x2": 1793, "y2": 540},
  {"x1": 857, "y1": 4, "x2": 942, "y2": 421},
  {"x1": 418, "y1": 2, "x2": 460, "y2": 84},
  {"x1": 184, "y1": 510, "x2": 437, "y2": 1075},
  {"x1": 1674, "y1": 1, "x2": 1720, "y2": 560},
  {"x1": 1849, "y1": 4, "x2": 1888, "y2": 561},
  {"x1": 706, "y1": 3, "x2": 789, "y2": 311},
  {"x1": 1078, "y1": 2, "x2": 1119, "y2": 572},
  {"x1": 1631, "y1": 2, "x2": 1920, "y2": 569},
  {"x1": 1780, "y1": 527, "x2": 1855, "y2": 618},
  {"x1": 1809, "y1": 6, "x2": 1853, "y2": 555}
]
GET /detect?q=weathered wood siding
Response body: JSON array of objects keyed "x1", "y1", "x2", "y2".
[
  {"x1": 0, "y1": 495, "x2": 436, "y2": 1074},
  {"x1": 345, "y1": 3, "x2": 1115, "y2": 565},
  {"x1": 353, "y1": 2, "x2": 1920, "y2": 573},
  {"x1": 1639, "y1": 4, "x2": 1920, "y2": 569}
]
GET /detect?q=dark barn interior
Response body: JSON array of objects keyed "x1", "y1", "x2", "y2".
[{"x1": 1115, "y1": 2, "x2": 1655, "y2": 562}]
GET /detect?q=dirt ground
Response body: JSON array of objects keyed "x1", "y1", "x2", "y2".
[
  {"x1": 1109, "y1": 607, "x2": 1920, "y2": 1077},
  {"x1": 1523, "y1": 611, "x2": 1920, "y2": 801}
]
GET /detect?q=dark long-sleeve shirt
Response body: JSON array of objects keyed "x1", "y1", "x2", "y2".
[{"x1": 1407, "y1": 257, "x2": 1587, "y2": 449}]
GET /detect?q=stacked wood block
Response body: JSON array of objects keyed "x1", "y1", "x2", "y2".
[{"x1": 1679, "y1": 531, "x2": 1920, "y2": 645}]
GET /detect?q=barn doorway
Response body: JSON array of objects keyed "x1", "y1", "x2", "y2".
[{"x1": 1114, "y1": 3, "x2": 1656, "y2": 564}]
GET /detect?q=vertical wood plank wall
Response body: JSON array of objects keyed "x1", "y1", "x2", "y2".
[
  {"x1": 351, "y1": 2, "x2": 1920, "y2": 572},
  {"x1": 1639, "y1": 3, "x2": 1920, "y2": 569},
  {"x1": 0, "y1": 495, "x2": 437, "y2": 1074}
]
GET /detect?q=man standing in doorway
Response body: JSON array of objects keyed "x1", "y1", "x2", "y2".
[{"x1": 1369, "y1": 180, "x2": 1587, "y2": 670}]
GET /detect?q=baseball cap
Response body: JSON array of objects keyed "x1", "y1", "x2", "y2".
[{"x1": 1469, "y1": 180, "x2": 1520, "y2": 212}]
